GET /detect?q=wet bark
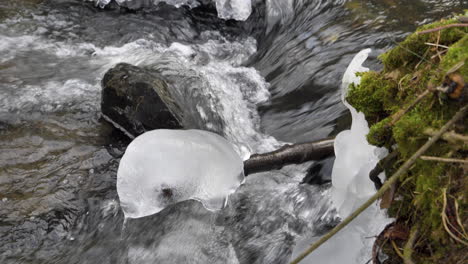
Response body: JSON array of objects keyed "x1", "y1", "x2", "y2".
[{"x1": 243, "y1": 138, "x2": 335, "y2": 176}]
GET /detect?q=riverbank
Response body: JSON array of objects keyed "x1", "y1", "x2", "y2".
[{"x1": 347, "y1": 15, "x2": 467, "y2": 263}]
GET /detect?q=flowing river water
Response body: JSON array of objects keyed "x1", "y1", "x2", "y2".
[{"x1": 0, "y1": 0, "x2": 466, "y2": 263}]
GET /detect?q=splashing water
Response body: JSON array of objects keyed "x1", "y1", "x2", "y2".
[{"x1": 2, "y1": 1, "x2": 465, "y2": 263}]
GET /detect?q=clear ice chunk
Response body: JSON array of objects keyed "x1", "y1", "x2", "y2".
[
  {"x1": 291, "y1": 49, "x2": 392, "y2": 264},
  {"x1": 117, "y1": 129, "x2": 245, "y2": 219},
  {"x1": 332, "y1": 48, "x2": 388, "y2": 217}
]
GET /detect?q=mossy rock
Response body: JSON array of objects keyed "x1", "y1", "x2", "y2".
[{"x1": 380, "y1": 18, "x2": 468, "y2": 72}]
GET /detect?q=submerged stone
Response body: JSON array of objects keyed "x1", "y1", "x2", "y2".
[{"x1": 101, "y1": 63, "x2": 182, "y2": 138}]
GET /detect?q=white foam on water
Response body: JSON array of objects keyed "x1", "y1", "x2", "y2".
[
  {"x1": 0, "y1": 26, "x2": 279, "y2": 161},
  {"x1": 117, "y1": 129, "x2": 244, "y2": 219},
  {"x1": 0, "y1": 79, "x2": 98, "y2": 113},
  {"x1": 215, "y1": 0, "x2": 252, "y2": 21},
  {"x1": 144, "y1": 35, "x2": 281, "y2": 156},
  {"x1": 291, "y1": 49, "x2": 392, "y2": 264}
]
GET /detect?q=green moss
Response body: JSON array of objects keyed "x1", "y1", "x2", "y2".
[
  {"x1": 413, "y1": 161, "x2": 445, "y2": 227},
  {"x1": 346, "y1": 72, "x2": 398, "y2": 123},
  {"x1": 440, "y1": 34, "x2": 468, "y2": 76},
  {"x1": 380, "y1": 18, "x2": 467, "y2": 72},
  {"x1": 367, "y1": 117, "x2": 392, "y2": 147},
  {"x1": 345, "y1": 16, "x2": 468, "y2": 263},
  {"x1": 392, "y1": 112, "x2": 425, "y2": 156}
]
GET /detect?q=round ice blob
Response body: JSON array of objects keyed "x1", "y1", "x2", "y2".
[{"x1": 117, "y1": 129, "x2": 244, "y2": 218}]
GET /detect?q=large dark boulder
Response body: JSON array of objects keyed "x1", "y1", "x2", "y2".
[{"x1": 101, "y1": 63, "x2": 182, "y2": 138}]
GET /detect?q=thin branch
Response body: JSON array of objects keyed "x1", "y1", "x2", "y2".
[
  {"x1": 420, "y1": 156, "x2": 468, "y2": 164},
  {"x1": 244, "y1": 138, "x2": 334, "y2": 176},
  {"x1": 430, "y1": 50, "x2": 447, "y2": 60},
  {"x1": 417, "y1": 24, "x2": 468, "y2": 34},
  {"x1": 289, "y1": 105, "x2": 467, "y2": 264},
  {"x1": 425, "y1": 42, "x2": 449, "y2": 49},
  {"x1": 423, "y1": 128, "x2": 468, "y2": 144}
]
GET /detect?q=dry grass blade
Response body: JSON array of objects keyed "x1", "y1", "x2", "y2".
[
  {"x1": 441, "y1": 188, "x2": 468, "y2": 246},
  {"x1": 391, "y1": 240, "x2": 405, "y2": 260},
  {"x1": 420, "y1": 156, "x2": 468, "y2": 164}
]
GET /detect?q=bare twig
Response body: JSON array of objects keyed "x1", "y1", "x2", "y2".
[
  {"x1": 435, "y1": 31, "x2": 442, "y2": 61},
  {"x1": 459, "y1": 17, "x2": 468, "y2": 23},
  {"x1": 289, "y1": 105, "x2": 467, "y2": 264},
  {"x1": 244, "y1": 139, "x2": 334, "y2": 175},
  {"x1": 423, "y1": 128, "x2": 468, "y2": 144},
  {"x1": 430, "y1": 49, "x2": 447, "y2": 60},
  {"x1": 420, "y1": 156, "x2": 468, "y2": 164},
  {"x1": 425, "y1": 42, "x2": 449, "y2": 50},
  {"x1": 417, "y1": 24, "x2": 468, "y2": 34}
]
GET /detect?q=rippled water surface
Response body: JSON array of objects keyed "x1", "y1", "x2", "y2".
[{"x1": 1, "y1": 0, "x2": 467, "y2": 263}]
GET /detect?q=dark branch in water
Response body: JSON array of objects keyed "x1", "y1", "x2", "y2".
[{"x1": 243, "y1": 138, "x2": 335, "y2": 176}]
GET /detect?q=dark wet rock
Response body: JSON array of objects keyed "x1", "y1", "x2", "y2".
[
  {"x1": 101, "y1": 63, "x2": 183, "y2": 138},
  {"x1": 302, "y1": 156, "x2": 335, "y2": 185}
]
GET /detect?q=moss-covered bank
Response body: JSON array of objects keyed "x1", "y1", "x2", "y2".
[{"x1": 346, "y1": 16, "x2": 467, "y2": 263}]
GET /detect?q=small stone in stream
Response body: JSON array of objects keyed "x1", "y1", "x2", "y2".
[{"x1": 101, "y1": 63, "x2": 182, "y2": 138}]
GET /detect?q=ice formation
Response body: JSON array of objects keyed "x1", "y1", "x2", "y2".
[
  {"x1": 91, "y1": 0, "x2": 253, "y2": 21},
  {"x1": 291, "y1": 49, "x2": 392, "y2": 263},
  {"x1": 332, "y1": 48, "x2": 389, "y2": 217},
  {"x1": 117, "y1": 129, "x2": 245, "y2": 218}
]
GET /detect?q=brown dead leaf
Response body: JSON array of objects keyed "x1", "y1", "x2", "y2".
[
  {"x1": 380, "y1": 181, "x2": 397, "y2": 209},
  {"x1": 385, "y1": 69, "x2": 401, "y2": 81}
]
